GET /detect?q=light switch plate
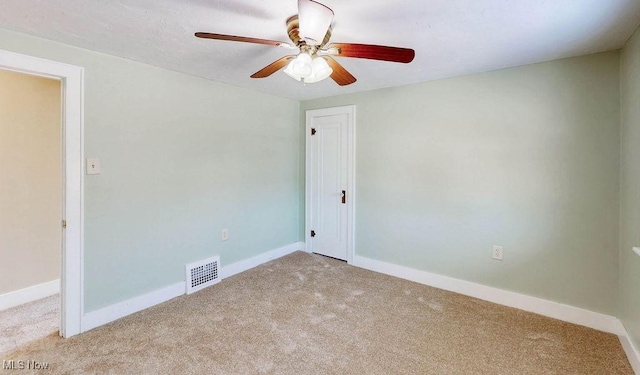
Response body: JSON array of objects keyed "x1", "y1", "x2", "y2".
[
  {"x1": 633, "y1": 247, "x2": 640, "y2": 257},
  {"x1": 86, "y1": 158, "x2": 100, "y2": 175}
]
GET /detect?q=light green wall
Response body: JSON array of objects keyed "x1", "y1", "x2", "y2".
[
  {"x1": 0, "y1": 25, "x2": 628, "y2": 319},
  {"x1": 620, "y1": 26, "x2": 640, "y2": 349},
  {"x1": 0, "y1": 28, "x2": 301, "y2": 312},
  {"x1": 301, "y1": 51, "x2": 621, "y2": 315}
]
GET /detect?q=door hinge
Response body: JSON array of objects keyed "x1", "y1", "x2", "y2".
[
  {"x1": 311, "y1": 128, "x2": 316, "y2": 135},
  {"x1": 310, "y1": 230, "x2": 316, "y2": 237},
  {"x1": 62, "y1": 220, "x2": 67, "y2": 229}
]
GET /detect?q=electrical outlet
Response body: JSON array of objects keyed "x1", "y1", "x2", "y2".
[
  {"x1": 221, "y1": 228, "x2": 229, "y2": 241},
  {"x1": 492, "y1": 245, "x2": 503, "y2": 260}
]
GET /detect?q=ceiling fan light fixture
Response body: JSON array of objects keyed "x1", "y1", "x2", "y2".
[
  {"x1": 283, "y1": 54, "x2": 333, "y2": 83},
  {"x1": 298, "y1": 0, "x2": 334, "y2": 45},
  {"x1": 290, "y1": 52, "x2": 313, "y2": 77},
  {"x1": 283, "y1": 61, "x2": 302, "y2": 81},
  {"x1": 305, "y1": 57, "x2": 333, "y2": 83}
]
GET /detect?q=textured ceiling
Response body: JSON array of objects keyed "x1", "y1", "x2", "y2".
[{"x1": 1, "y1": 0, "x2": 639, "y2": 100}]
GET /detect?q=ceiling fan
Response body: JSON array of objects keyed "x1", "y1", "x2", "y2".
[{"x1": 195, "y1": 0, "x2": 415, "y2": 86}]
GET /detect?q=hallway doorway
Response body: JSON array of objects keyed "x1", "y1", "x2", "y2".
[
  {"x1": 0, "y1": 70, "x2": 61, "y2": 352},
  {"x1": 0, "y1": 48, "x2": 84, "y2": 338}
]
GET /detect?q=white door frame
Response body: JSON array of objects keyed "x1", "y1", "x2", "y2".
[
  {"x1": 0, "y1": 49, "x2": 84, "y2": 337},
  {"x1": 305, "y1": 105, "x2": 356, "y2": 264}
]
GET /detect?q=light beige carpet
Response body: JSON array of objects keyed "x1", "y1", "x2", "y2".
[
  {"x1": 0, "y1": 294, "x2": 59, "y2": 355},
  {"x1": 0, "y1": 252, "x2": 632, "y2": 374}
]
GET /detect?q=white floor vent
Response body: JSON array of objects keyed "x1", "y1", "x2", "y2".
[{"x1": 185, "y1": 256, "x2": 221, "y2": 294}]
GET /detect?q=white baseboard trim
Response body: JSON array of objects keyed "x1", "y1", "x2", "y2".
[
  {"x1": 221, "y1": 241, "x2": 304, "y2": 279},
  {"x1": 300, "y1": 241, "x2": 309, "y2": 253},
  {"x1": 620, "y1": 333, "x2": 640, "y2": 374},
  {"x1": 352, "y1": 255, "x2": 624, "y2": 335},
  {"x1": 0, "y1": 279, "x2": 60, "y2": 311},
  {"x1": 82, "y1": 242, "x2": 305, "y2": 333},
  {"x1": 82, "y1": 281, "x2": 185, "y2": 332}
]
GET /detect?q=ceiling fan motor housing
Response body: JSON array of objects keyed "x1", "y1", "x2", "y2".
[{"x1": 286, "y1": 15, "x2": 332, "y2": 49}]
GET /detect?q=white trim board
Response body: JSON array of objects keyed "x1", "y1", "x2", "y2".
[
  {"x1": 0, "y1": 280, "x2": 60, "y2": 311},
  {"x1": 220, "y1": 242, "x2": 304, "y2": 279},
  {"x1": 620, "y1": 332, "x2": 640, "y2": 374},
  {"x1": 83, "y1": 242, "x2": 303, "y2": 332},
  {"x1": 352, "y1": 255, "x2": 625, "y2": 336},
  {"x1": 0, "y1": 49, "x2": 85, "y2": 338},
  {"x1": 82, "y1": 281, "x2": 185, "y2": 332}
]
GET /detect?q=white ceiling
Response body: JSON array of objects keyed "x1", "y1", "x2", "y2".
[{"x1": 1, "y1": 0, "x2": 639, "y2": 101}]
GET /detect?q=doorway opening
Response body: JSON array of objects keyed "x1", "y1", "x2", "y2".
[
  {"x1": 0, "y1": 49, "x2": 84, "y2": 338},
  {"x1": 0, "y1": 70, "x2": 61, "y2": 352}
]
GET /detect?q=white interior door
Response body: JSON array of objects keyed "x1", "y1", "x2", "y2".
[{"x1": 306, "y1": 106, "x2": 354, "y2": 262}]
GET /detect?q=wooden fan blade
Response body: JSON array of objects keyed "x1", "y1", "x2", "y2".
[
  {"x1": 195, "y1": 32, "x2": 291, "y2": 48},
  {"x1": 327, "y1": 43, "x2": 415, "y2": 63},
  {"x1": 251, "y1": 56, "x2": 296, "y2": 78},
  {"x1": 324, "y1": 57, "x2": 356, "y2": 86}
]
